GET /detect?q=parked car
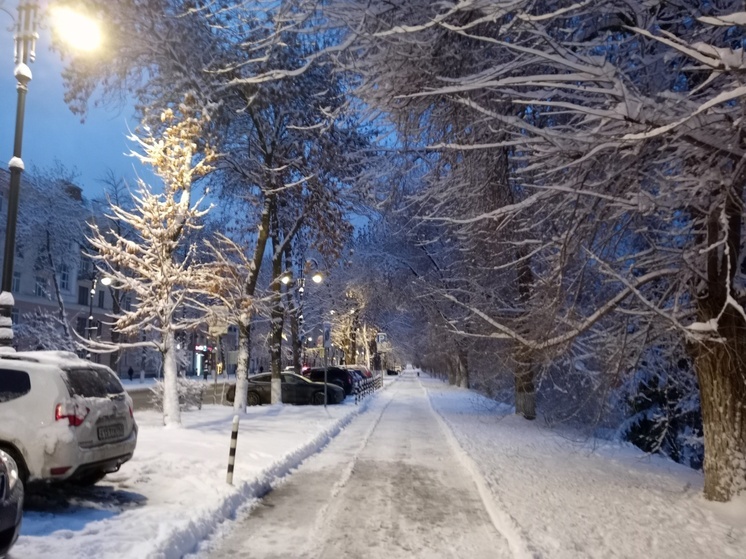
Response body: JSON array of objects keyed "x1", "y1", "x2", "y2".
[
  {"x1": 0, "y1": 450, "x2": 23, "y2": 558},
  {"x1": 304, "y1": 367, "x2": 356, "y2": 395},
  {"x1": 0, "y1": 351, "x2": 138, "y2": 486},
  {"x1": 346, "y1": 369, "x2": 366, "y2": 390},
  {"x1": 226, "y1": 372, "x2": 345, "y2": 405},
  {"x1": 352, "y1": 365, "x2": 373, "y2": 379}
]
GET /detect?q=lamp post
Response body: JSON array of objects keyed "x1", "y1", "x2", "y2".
[
  {"x1": 0, "y1": 1, "x2": 37, "y2": 349},
  {"x1": 0, "y1": 3, "x2": 101, "y2": 349},
  {"x1": 281, "y1": 262, "x2": 324, "y2": 374},
  {"x1": 86, "y1": 273, "x2": 110, "y2": 359}
]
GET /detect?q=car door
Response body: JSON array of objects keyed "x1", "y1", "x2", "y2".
[
  {"x1": 280, "y1": 374, "x2": 302, "y2": 404},
  {"x1": 248, "y1": 373, "x2": 272, "y2": 403}
]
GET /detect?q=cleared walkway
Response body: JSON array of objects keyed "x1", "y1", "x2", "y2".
[{"x1": 199, "y1": 375, "x2": 512, "y2": 559}]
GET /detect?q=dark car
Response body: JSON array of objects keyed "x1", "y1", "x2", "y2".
[
  {"x1": 226, "y1": 373, "x2": 345, "y2": 405},
  {"x1": 304, "y1": 367, "x2": 356, "y2": 396},
  {"x1": 0, "y1": 449, "x2": 23, "y2": 558}
]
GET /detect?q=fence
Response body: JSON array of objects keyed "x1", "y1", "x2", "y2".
[{"x1": 354, "y1": 370, "x2": 384, "y2": 404}]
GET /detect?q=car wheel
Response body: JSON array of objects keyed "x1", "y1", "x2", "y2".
[
  {"x1": 72, "y1": 470, "x2": 108, "y2": 486},
  {"x1": 0, "y1": 446, "x2": 28, "y2": 486},
  {"x1": 247, "y1": 392, "x2": 262, "y2": 406},
  {"x1": 312, "y1": 392, "x2": 326, "y2": 405}
]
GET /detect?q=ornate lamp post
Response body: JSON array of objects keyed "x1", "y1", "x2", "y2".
[
  {"x1": 281, "y1": 262, "x2": 324, "y2": 373},
  {"x1": 87, "y1": 274, "x2": 111, "y2": 348},
  {"x1": 0, "y1": 3, "x2": 101, "y2": 349}
]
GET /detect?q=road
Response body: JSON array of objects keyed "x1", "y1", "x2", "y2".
[
  {"x1": 129, "y1": 380, "x2": 232, "y2": 411},
  {"x1": 196, "y1": 375, "x2": 512, "y2": 559}
]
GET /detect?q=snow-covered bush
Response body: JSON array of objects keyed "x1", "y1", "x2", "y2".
[
  {"x1": 149, "y1": 378, "x2": 205, "y2": 412},
  {"x1": 616, "y1": 348, "x2": 703, "y2": 470}
]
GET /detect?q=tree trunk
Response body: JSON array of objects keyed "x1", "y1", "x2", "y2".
[
  {"x1": 456, "y1": 343, "x2": 469, "y2": 388},
  {"x1": 363, "y1": 323, "x2": 371, "y2": 369},
  {"x1": 290, "y1": 310, "x2": 301, "y2": 374},
  {"x1": 161, "y1": 330, "x2": 181, "y2": 426},
  {"x1": 693, "y1": 308, "x2": 746, "y2": 501},
  {"x1": 45, "y1": 232, "x2": 70, "y2": 340},
  {"x1": 233, "y1": 319, "x2": 251, "y2": 412},
  {"x1": 514, "y1": 346, "x2": 537, "y2": 420},
  {"x1": 269, "y1": 199, "x2": 283, "y2": 404}
]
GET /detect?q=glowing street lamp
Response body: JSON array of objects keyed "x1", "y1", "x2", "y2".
[{"x1": 0, "y1": 2, "x2": 101, "y2": 349}]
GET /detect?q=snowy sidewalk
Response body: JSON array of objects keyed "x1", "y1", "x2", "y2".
[
  {"x1": 424, "y1": 377, "x2": 746, "y2": 559},
  {"x1": 10, "y1": 371, "x2": 746, "y2": 559},
  {"x1": 194, "y1": 374, "x2": 512, "y2": 559}
]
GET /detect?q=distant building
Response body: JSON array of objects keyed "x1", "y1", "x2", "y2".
[{"x1": 0, "y1": 168, "x2": 138, "y2": 374}]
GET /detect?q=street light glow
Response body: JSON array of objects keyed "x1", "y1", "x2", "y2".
[
  {"x1": 312, "y1": 272, "x2": 323, "y2": 283},
  {"x1": 50, "y1": 7, "x2": 102, "y2": 52},
  {"x1": 280, "y1": 274, "x2": 291, "y2": 285}
]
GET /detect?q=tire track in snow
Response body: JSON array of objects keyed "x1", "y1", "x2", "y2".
[{"x1": 421, "y1": 379, "x2": 542, "y2": 559}]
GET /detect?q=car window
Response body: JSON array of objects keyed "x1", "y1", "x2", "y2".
[
  {"x1": 64, "y1": 367, "x2": 124, "y2": 398},
  {"x1": 0, "y1": 368, "x2": 31, "y2": 403},
  {"x1": 281, "y1": 374, "x2": 299, "y2": 384},
  {"x1": 251, "y1": 374, "x2": 271, "y2": 383}
]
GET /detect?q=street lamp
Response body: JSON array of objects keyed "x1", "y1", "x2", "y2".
[
  {"x1": 87, "y1": 274, "x2": 110, "y2": 357},
  {"x1": 0, "y1": 2, "x2": 101, "y2": 349}
]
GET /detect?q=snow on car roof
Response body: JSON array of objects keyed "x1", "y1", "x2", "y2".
[{"x1": 1, "y1": 350, "x2": 92, "y2": 367}]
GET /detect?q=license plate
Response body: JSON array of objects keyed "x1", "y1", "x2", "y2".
[{"x1": 97, "y1": 424, "x2": 125, "y2": 441}]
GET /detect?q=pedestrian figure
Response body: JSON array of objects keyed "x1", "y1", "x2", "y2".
[
  {"x1": 259, "y1": 366, "x2": 264, "y2": 374},
  {"x1": 417, "y1": 371, "x2": 420, "y2": 377},
  {"x1": 128, "y1": 366, "x2": 134, "y2": 382}
]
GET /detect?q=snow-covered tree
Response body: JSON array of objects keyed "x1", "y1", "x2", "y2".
[
  {"x1": 14, "y1": 163, "x2": 90, "y2": 342},
  {"x1": 14, "y1": 308, "x2": 78, "y2": 352},
  {"x1": 334, "y1": 0, "x2": 746, "y2": 501},
  {"x1": 87, "y1": 99, "x2": 214, "y2": 426}
]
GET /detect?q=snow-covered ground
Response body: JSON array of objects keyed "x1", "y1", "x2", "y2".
[{"x1": 9, "y1": 370, "x2": 746, "y2": 558}]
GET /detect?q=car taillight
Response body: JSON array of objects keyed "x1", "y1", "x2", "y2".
[{"x1": 55, "y1": 402, "x2": 89, "y2": 427}]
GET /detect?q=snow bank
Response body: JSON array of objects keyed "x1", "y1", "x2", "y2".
[{"x1": 13, "y1": 380, "x2": 393, "y2": 559}]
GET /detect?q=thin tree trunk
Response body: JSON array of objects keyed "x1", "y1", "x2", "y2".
[
  {"x1": 234, "y1": 320, "x2": 251, "y2": 412},
  {"x1": 269, "y1": 199, "x2": 283, "y2": 404},
  {"x1": 456, "y1": 343, "x2": 469, "y2": 388},
  {"x1": 514, "y1": 347, "x2": 537, "y2": 420},
  {"x1": 45, "y1": 232, "x2": 70, "y2": 339},
  {"x1": 162, "y1": 330, "x2": 181, "y2": 426}
]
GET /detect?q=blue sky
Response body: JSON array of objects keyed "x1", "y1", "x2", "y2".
[{"x1": 0, "y1": 26, "x2": 150, "y2": 200}]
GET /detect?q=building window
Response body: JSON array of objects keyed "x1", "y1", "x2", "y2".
[
  {"x1": 11, "y1": 272, "x2": 20, "y2": 293},
  {"x1": 96, "y1": 320, "x2": 103, "y2": 337},
  {"x1": 60, "y1": 265, "x2": 70, "y2": 291},
  {"x1": 123, "y1": 295, "x2": 131, "y2": 311},
  {"x1": 10, "y1": 308, "x2": 18, "y2": 325},
  {"x1": 34, "y1": 276, "x2": 46, "y2": 298},
  {"x1": 78, "y1": 286, "x2": 88, "y2": 306},
  {"x1": 98, "y1": 290, "x2": 105, "y2": 308}
]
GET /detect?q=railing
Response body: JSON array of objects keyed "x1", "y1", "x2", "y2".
[{"x1": 354, "y1": 370, "x2": 384, "y2": 404}]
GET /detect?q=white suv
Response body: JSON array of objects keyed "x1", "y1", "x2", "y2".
[{"x1": 0, "y1": 351, "x2": 137, "y2": 485}]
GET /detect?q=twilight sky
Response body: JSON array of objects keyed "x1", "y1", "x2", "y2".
[{"x1": 0, "y1": 25, "x2": 150, "y2": 200}]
